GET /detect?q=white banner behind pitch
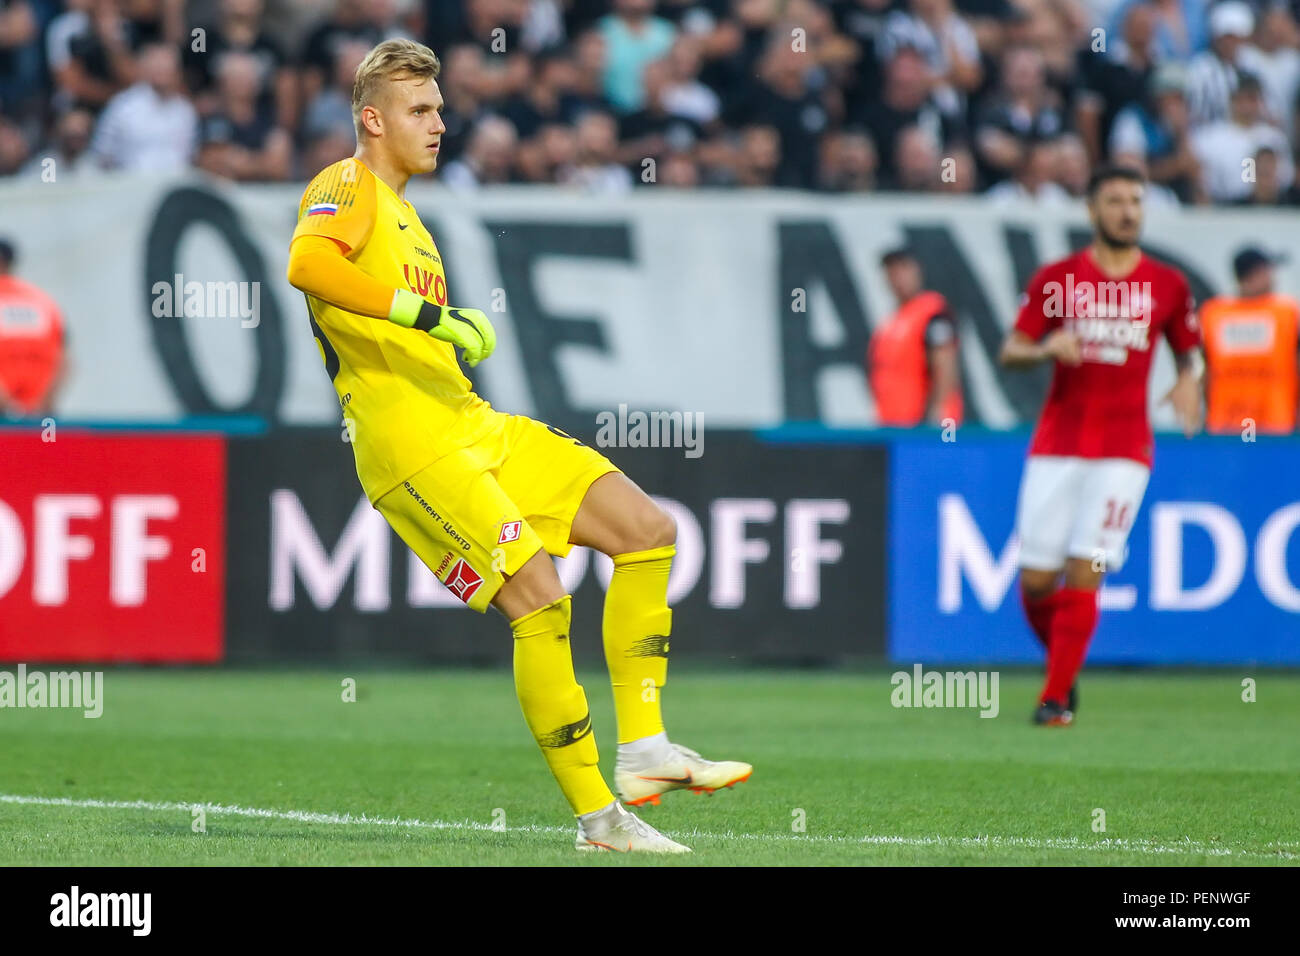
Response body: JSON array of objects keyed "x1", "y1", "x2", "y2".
[{"x1": 2, "y1": 174, "x2": 1296, "y2": 428}]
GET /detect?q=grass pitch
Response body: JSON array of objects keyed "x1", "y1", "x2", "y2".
[{"x1": 0, "y1": 668, "x2": 1296, "y2": 866}]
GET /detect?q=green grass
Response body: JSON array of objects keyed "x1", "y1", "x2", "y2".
[{"x1": 0, "y1": 668, "x2": 1296, "y2": 865}]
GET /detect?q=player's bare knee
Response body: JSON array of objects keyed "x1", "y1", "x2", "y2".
[
  {"x1": 1063, "y1": 559, "x2": 1103, "y2": 592},
  {"x1": 637, "y1": 503, "x2": 676, "y2": 551},
  {"x1": 1020, "y1": 569, "x2": 1059, "y2": 600},
  {"x1": 495, "y1": 549, "x2": 564, "y2": 619}
]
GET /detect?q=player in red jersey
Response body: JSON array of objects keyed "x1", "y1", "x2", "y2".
[{"x1": 999, "y1": 165, "x2": 1204, "y2": 725}]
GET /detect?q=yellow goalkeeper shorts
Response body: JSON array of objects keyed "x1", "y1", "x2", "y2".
[{"x1": 375, "y1": 412, "x2": 620, "y2": 613}]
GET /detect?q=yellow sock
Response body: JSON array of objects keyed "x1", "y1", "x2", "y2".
[
  {"x1": 511, "y1": 595, "x2": 614, "y2": 816},
  {"x1": 604, "y1": 545, "x2": 674, "y2": 744}
]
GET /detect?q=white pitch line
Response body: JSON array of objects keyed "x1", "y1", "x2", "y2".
[{"x1": 2, "y1": 794, "x2": 1296, "y2": 861}]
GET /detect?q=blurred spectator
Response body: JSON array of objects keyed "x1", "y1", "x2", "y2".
[
  {"x1": 984, "y1": 135, "x2": 1072, "y2": 201},
  {"x1": 1016, "y1": 0, "x2": 1085, "y2": 83},
  {"x1": 780, "y1": 0, "x2": 859, "y2": 83},
  {"x1": 1191, "y1": 73, "x2": 1293, "y2": 201},
  {"x1": 456, "y1": 0, "x2": 529, "y2": 57},
  {"x1": 46, "y1": 0, "x2": 136, "y2": 114},
  {"x1": 0, "y1": 0, "x2": 1293, "y2": 203},
  {"x1": 598, "y1": 0, "x2": 676, "y2": 113},
  {"x1": 1111, "y1": 149, "x2": 1182, "y2": 208},
  {"x1": 458, "y1": 0, "x2": 532, "y2": 102},
  {"x1": 118, "y1": 0, "x2": 185, "y2": 49},
  {"x1": 195, "y1": 49, "x2": 291, "y2": 180},
  {"x1": 974, "y1": 44, "x2": 1066, "y2": 187},
  {"x1": 22, "y1": 105, "x2": 95, "y2": 177},
  {"x1": 832, "y1": 0, "x2": 904, "y2": 96},
  {"x1": 892, "y1": 123, "x2": 944, "y2": 190},
  {"x1": 956, "y1": 0, "x2": 1019, "y2": 56},
  {"x1": 819, "y1": 126, "x2": 878, "y2": 191},
  {"x1": 0, "y1": 238, "x2": 67, "y2": 419},
  {"x1": 1055, "y1": 131, "x2": 1090, "y2": 196},
  {"x1": 867, "y1": 246, "x2": 963, "y2": 427},
  {"x1": 570, "y1": 27, "x2": 608, "y2": 105},
  {"x1": 0, "y1": 113, "x2": 29, "y2": 171},
  {"x1": 1108, "y1": 62, "x2": 1202, "y2": 201},
  {"x1": 185, "y1": 0, "x2": 296, "y2": 130},
  {"x1": 724, "y1": 122, "x2": 780, "y2": 187},
  {"x1": 733, "y1": 35, "x2": 834, "y2": 187},
  {"x1": 502, "y1": 47, "x2": 586, "y2": 140},
  {"x1": 1107, "y1": 0, "x2": 1209, "y2": 63},
  {"x1": 1244, "y1": 143, "x2": 1300, "y2": 204},
  {"x1": 655, "y1": 0, "x2": 725, "y2": 34},
  {"x1": 619, "y1": 58, "x2": 704, "y2": 170},
  {"x1": 1186, "y1": 1, "x2": 1254, "y2": 127},
  {"x1": 0, "y1": 0, "x2": 38, "y2": 115},
  {"x1": 1238, "y1": 2, "x2": 1300, "y2": 139},
  {"x1": 1074, "y1": 0, "x2": 1158, "y2": 167},
  {"x1": 300, "y1": 0, "x2": 386, "y2": 107},
  {"x1": 562, "y1": 109, "x2": 633, "y2": 191},
  {"x1": 878, "y1": 0, "x2": 983, "y2": 118},
  {"x1": 91, "y1": 40, "x2": 196, "y2": 171},
  {"x1": 658, "y1": 33, "x2": 721, "y2": 127},
  {"x1": 301, "y1": 37, "x2": 369, "y2": 176},
  {"x1": 520, "y1": 0, "x2": 567, "y2": 53},
  {"x1": 1200, "y1": 245, "x2": 1299, "y2": 434},
  {"x1": 656, "y1": 148, "x2": 699, "y2": 186},
  {"x1": 859, "y1": 45, "x2": 965, "y2": 189},
  {"x1": 936, "y1": 141, "x2": 977, "y2": 191},
  {"x1": 516, "y1": 120, "x2": 576, "y2": 182},
  {"x1": 435, "y1": 43, "x2": 490, "y2": 166},
  {"x1": 440, "y1": 113, "x2": 518, "y2": 189},
  {"x1": 833, "y1": 0, "x2": 897, "y2": 107}
]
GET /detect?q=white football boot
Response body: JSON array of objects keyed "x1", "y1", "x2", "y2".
[
  {"x1": 616, "y1": 741, "x2": 753, "y2": 808},
  {"x1": 574, "y1": 801, "x2": 692, "y2": 853}
]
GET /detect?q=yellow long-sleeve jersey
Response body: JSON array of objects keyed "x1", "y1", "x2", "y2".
[{"x1": 288, "y1": 157, "x2": 497, "y2": 502}]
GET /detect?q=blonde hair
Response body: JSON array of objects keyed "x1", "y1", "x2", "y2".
[{"x1": 352, "y1": 39, "x2": 442, "y2": 138}]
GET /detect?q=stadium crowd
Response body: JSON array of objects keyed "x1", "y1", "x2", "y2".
[{"x1": 1, "y1": 0, "x2": 1299, "y2": 202}]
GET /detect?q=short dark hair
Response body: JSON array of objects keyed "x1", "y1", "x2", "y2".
[
  {"x1": 1086, "y1": 163, "x2": 1145, "y2": 198},
  {"x1": 880, "y1": 247, "x2": 915, "y2": 267},
  {"x1": 1233, "y1": 72, "x2": 1263, "y2": 97},
  {"x1": 0, "y1": 238, "x2": 14, "y2": 270}
]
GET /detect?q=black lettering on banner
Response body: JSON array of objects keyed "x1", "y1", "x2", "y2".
[
  {"x1": 1001, "y1": 224, "x2": 1054, "y2": 420},
  {"x1": 144, "y1": 186, "x2": 285, "y2": 419},
  {"x1": 1003, "y1": 223, "x2": 1041, "y2": 294},
  {"x1": 484, "y1": 221, "x2": 629, "y2": 427},
  {"x1": 777, "y1": 221, "x2": 872, "y2": 421}
]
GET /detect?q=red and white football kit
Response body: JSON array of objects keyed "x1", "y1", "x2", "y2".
[{"x1": 1013, "y1": 247, "x2": 1202, "y2": 572}]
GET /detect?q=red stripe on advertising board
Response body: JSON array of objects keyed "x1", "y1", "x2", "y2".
[{"x1": 0, "y1": 431, "x2": 225, "y2": 663}]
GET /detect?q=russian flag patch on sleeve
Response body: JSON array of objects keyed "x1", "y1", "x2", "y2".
[{"x1": 307, "y1": 202, "x2": 338, "y2": 217}]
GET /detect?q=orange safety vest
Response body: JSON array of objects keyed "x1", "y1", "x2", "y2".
[
  {"x1": 868, "y1": 290, "x2": 963, "y2": 426},
  {"x1": 0, "y1": 275, "x2": 65, "y2": 415},
  {"x1": 1200, "y1": 293, "x2": 1299, "y2": 434}
]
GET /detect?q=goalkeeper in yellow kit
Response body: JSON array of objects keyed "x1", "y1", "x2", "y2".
[{"x1": 285, "y1": 39, "x2": 749, "y2": 853}]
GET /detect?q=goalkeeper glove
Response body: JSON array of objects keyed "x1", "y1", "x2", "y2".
[{"x1": 389, "y1": 288, "x2": 497, "y2": 367}]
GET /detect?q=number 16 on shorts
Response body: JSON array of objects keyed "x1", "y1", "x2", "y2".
[{"x1": 1014, "y1": 455, "x2": 1151, "y2": 572}]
